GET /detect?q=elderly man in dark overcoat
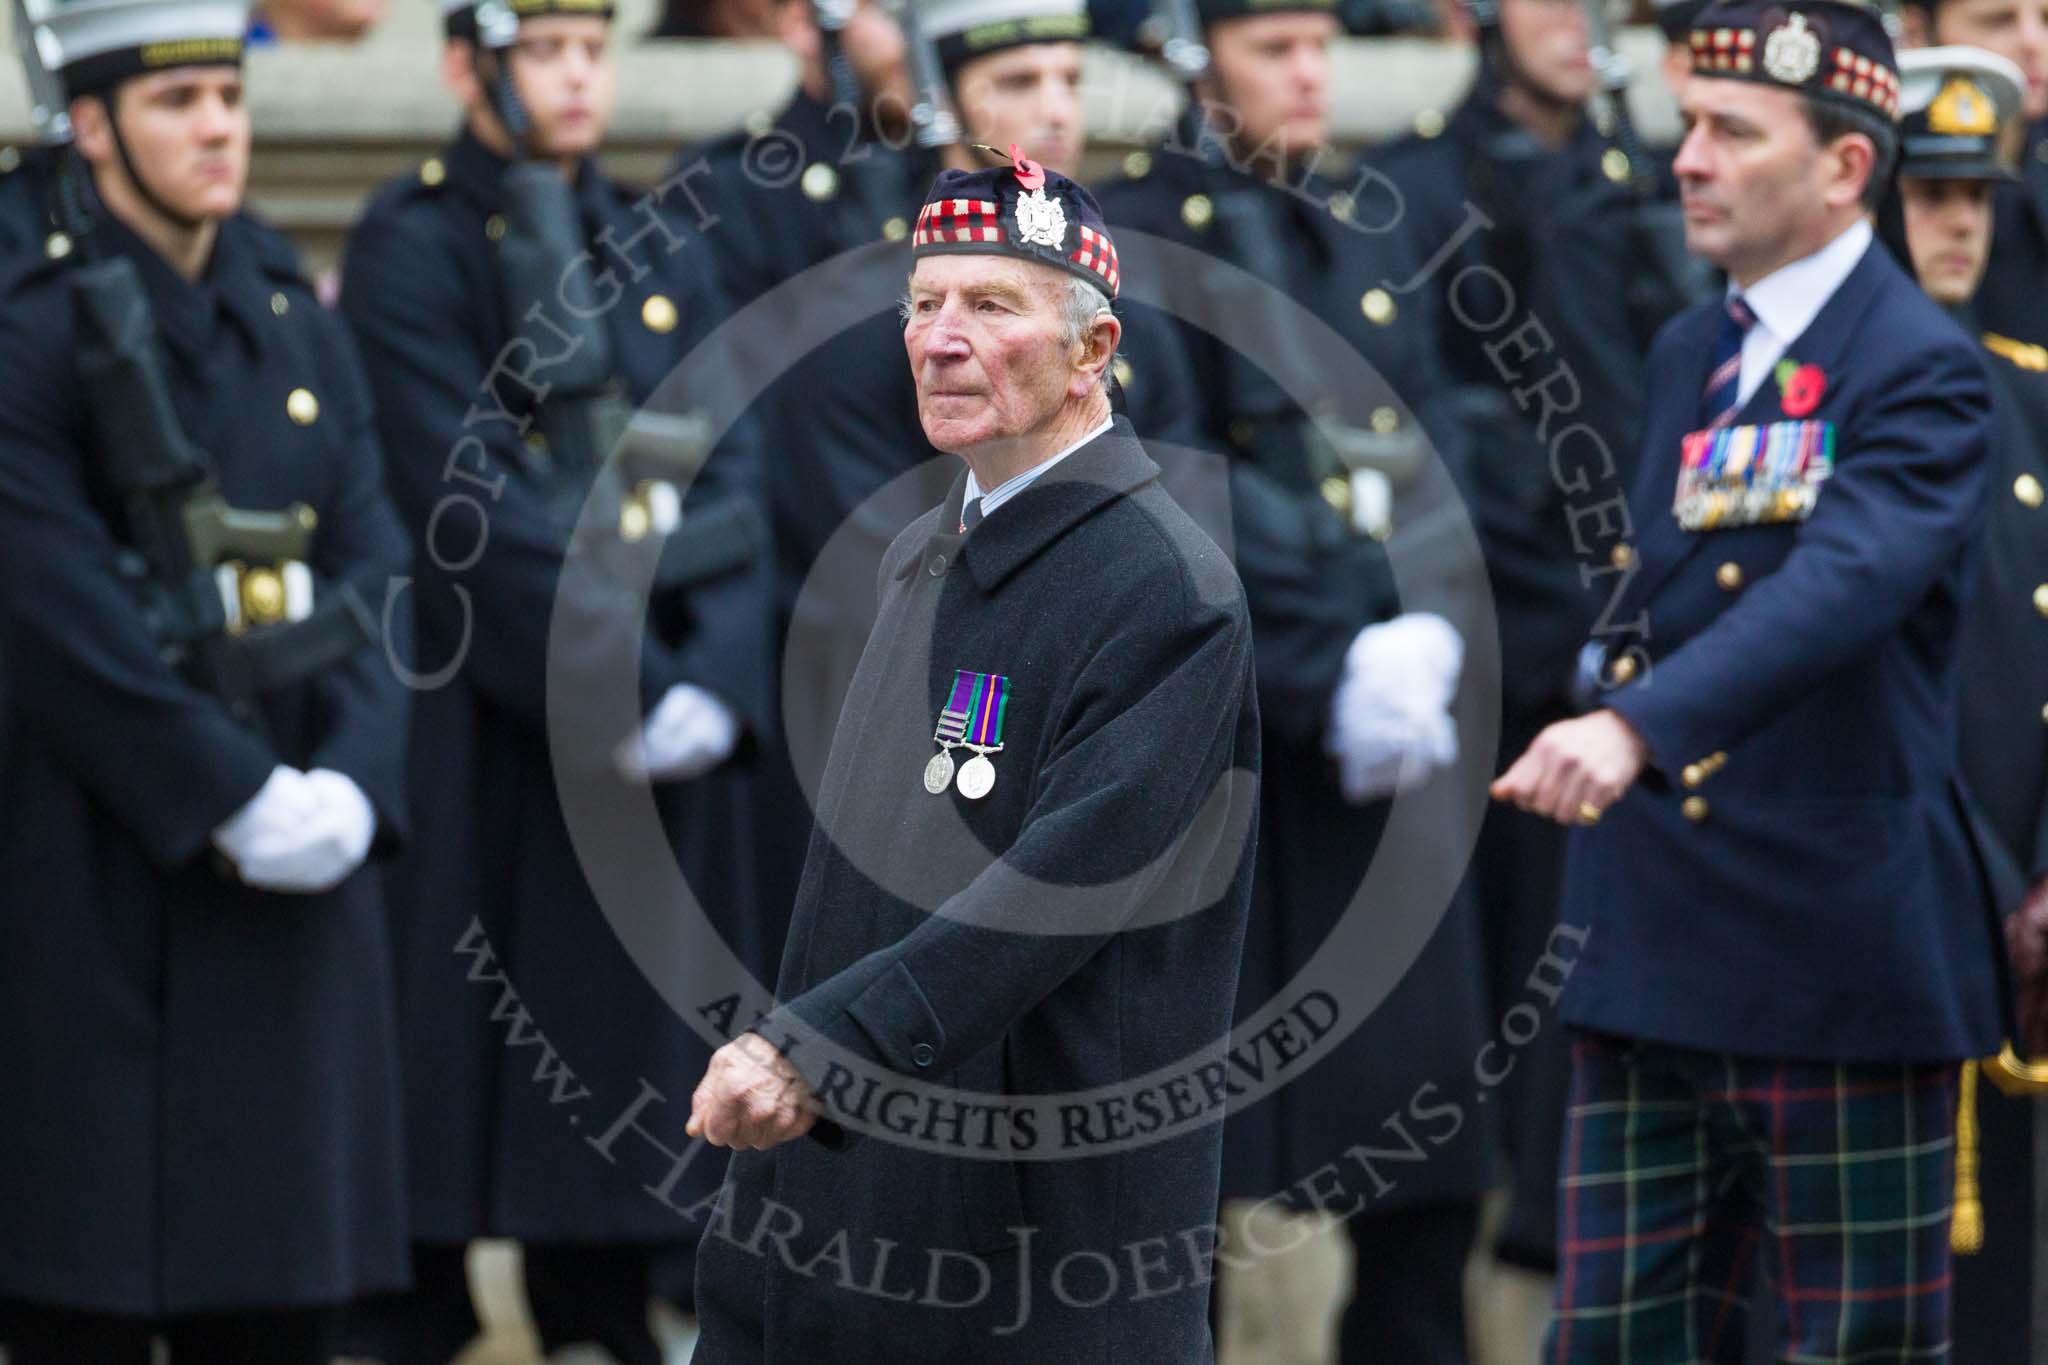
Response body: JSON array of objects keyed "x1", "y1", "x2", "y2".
[{"x1": 687, "y1": 152, "x2": 1261, "y2": 1364}]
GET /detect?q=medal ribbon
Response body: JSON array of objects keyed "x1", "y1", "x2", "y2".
[
  {"x1": 969, "y1": 672, "x2": 1008, "y2": 747},
  {"x1": 937, "y1": 670, "x2": 982, "y2": 744}
]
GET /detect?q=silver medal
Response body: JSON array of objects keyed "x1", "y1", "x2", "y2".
[
  {"x1": 924, "y1": 750, "x2": 956, "y2": 795},
  {"x1": 955, "y1": 753, "x2": 995, "y2": 800}
]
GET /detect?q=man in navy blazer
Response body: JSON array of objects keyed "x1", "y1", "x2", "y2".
[{"x1": 1493, "y1": 2, "x2": 2008, "y2": 1358}]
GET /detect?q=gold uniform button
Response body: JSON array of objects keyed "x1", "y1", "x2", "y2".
[
  {"x1": 1327, "y1": 192, "x2": 1356, "y2": 223},
  {"x1": 525, "y1": 431, "x2": 548, "y2": 454},
  {"x1": 241, "y1": 568, "x2": 287, "y2": 626},
  {"x1": 2035, "y1": 584, "x2": 2048, "y2": 617},
  {"x1": 1682, "y1": 763, "x2": 1705, "y2": 789},
  {"x1": 1112, "y1": 356, "x2": 1134, "y2": 390},
  {"x1": 1716, "y1": 561, "x2": 1744, "y2": 591},
  {"x1": 0, "y1": 146, "x2": 18, "y2": 174},
  {"x1": 881, "y1": 216, "x2": 908, "y2": 242},
  {"x1": 1361, "y1": 288, "x2": 1396, "y2": 325},
  {"x1": 286, "y1": 388, "x2": 320, "y2": 425},
  {"x1": 641, "y1": 293, "x2": 678, "y2": 334},
  {"x1": 1414, "y1": 108, "x2": 1445, "y2": 139},
  {"x1": 1370, "y1": 406, "x2": 1400, "y2": 434},
  {"x1": 1609, "y1": 655, "x2": 1638, "y2": 685},
  {"x1": 419, "y1": 157, "x2": 446, "y2": 187},
  {"x1": 2017, "y1": 473, "x2": 2044, "y2": 508},
  {"x1": 1682, "y1": 796, "x2": 1710, "y2": 823},
  {"x1": 1602, "y1": 148, "x2": 1631, "y2": 184},
  {"x1": 801, "y1": 162, "x2": 839, "y2": 202},
  {"x1": 1321, "y1": 476, "x2": 1352, "y2": 515},
  {"x1": 270, "y1": 291, "x2": 290, "y2": 317},
  {"x1": 620, "y1": 500, "x2": 651, "y2": 543},
  {"x1": 1181, "y1": 194, "x2": 1214, "y2": 230},
  {"x1": 1122, "y1": 151, "x2": 1153, "y2": 180},
  {"x1": 485, "y1": 214, "x2": 507, "y2": 241},
  {"x1": 44, "y1": 231, "x2": 71, "y2": 261},
  {"x1": 1611, "y1": 543, "x2": 1635, "y2": 569}
]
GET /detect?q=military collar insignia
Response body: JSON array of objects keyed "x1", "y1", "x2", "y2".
[{"x1": 1763, "y1": 12, "x2": 1820, "y2": 85}]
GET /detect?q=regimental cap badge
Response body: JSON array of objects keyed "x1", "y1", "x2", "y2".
[
  {"x1": 1763, "y1": 11, "x2": 1820, "y2": 84},
  {"x1": 1008, "y1": 145, "x2": 1068, "y2": 248},
  {"x1": 1928, "y1": 74, "x2": 1997, "y2": 135}
]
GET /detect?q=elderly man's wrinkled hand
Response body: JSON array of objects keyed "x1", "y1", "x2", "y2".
[{"x1": 687, "y1": 1032, "x2": 820, "y2": 1151}]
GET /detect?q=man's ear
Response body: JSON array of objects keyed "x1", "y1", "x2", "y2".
[
  {"x1": 1827, "y1": 132, "x2": 1877, "y2": 210},
  {"x1": 1071, "y1": 309, "x2": 1122, "y2": 397},
  {"x1": 441, "y1": 37, "x2": 480, "y2": 105},
  {"x1": 69, "y1": 94, "x2": 112, "y2": 166}
]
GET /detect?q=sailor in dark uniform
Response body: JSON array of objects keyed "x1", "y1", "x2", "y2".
[
  {"x1": 1497, "y1": 4, "x2": 2008, "y2": 1357},
  {"x1": 337, "y1": 0, "x2": 774, "y2": 1358},
  {"x1": 1879, "y1": 43, "x2": 2048, "y2": 1365},
  {"x1": 0, "y1": 0, "x2": 411, "y2": 1358},
  {"x1": 1900, "y1": 0, "x2": 2048, "y2": 348}
]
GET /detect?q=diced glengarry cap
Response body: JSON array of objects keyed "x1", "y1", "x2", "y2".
[
  {"x1": 1686, "y1": 0, "x2": 1902, "y2": 121},
  {"x1": 911, "y1": 145, "x2": 1119, "y2": 300},
  {"x1": 35, "y1": 0, "x2": 249, "y2": 99}
]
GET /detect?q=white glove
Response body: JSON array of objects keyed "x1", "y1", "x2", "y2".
[
  {"x1": 1325, "y1": 612, "x2": 1465, "y2": 804},
  {"x1": 211, "y1": 765, "x2": 378, "y2": 894},
  {"x1": 615, "y1": 683, "x2": 741, "y2": 783}
]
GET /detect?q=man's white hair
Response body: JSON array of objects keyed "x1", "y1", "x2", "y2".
[{"x1": 900, "y1": 267, "x2": 1118, "y2": 392}]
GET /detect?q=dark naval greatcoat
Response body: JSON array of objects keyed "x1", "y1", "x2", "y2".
[
  {"x1": 1950, "y1": 327, "x2": 2048, "y2": 1365},
  {"x1": 339, "y1": 128, "x2": 774, "y2": 1244},
  {"x1": 695, "y1": 421, "x2": 1261, "y2": 1364},
  {"x1": 1563, "y1": 242, "x2": 2007, "y2": 1061},
  {"x1": 0, "y1": 207, "x2": 411, "y2": 1314},
  {"x1": 1976, "y1": 118, "x2": 2048, "y2": 348}
]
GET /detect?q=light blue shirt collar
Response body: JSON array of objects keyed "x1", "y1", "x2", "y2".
[{"x1": 961, "y1": 416, "x2": 1115, "y2": 523}]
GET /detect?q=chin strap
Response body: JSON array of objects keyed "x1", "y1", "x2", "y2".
[{"x1": 103, "y1": 90, "x2": 209, "y2": 234}]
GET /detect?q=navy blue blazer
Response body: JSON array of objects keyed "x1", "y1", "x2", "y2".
[{"x1": 1560, "y1": 241, "x2": 2007, "y2": 1062}]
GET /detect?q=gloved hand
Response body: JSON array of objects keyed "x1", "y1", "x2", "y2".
[
  {"x1": 211, "y1": 765, "x2": 378, "y2": 893},
  {"x1": 615, "y1": 683, "x2": 741, "y2": 783},
  {"x1": 1325, "y1": 612, "x2": 1465, "y2": 803}
]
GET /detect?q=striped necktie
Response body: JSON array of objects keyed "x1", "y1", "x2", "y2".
[
  {"x1": 1700, "y1": 295, "x2": 1757, "y2": 431},
  {"x1": 959, "y1": 496, "x2": 984, "y2": 533}
]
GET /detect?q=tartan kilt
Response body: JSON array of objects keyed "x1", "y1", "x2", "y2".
[{"x1": 1545, "y1": 1033, "x2": 1960, "y2": 1364}]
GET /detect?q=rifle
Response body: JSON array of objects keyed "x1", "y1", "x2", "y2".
[
  {"x1": 8, "y1": 0, "x2": 374, "y2": 732},
  {"x1": 1578, "y1": 0, "x2": 1714, "y2": 325},
  {"x1": 1143, "y1": 0, "x2": 1425, "y2": 541},
  {"x1": 897, "y1": 0, "x2": 961, "y2": 157},
  {"x1": 477, "y1": 0, "x2": 762, "y2": 592},
  {"x1": 809, "y1": 0, "x2": 921, "y2": 239}
]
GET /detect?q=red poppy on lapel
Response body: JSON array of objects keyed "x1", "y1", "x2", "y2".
[{"x1": 1781, "y1": 363, "x2": 1827, "y2": 417}]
